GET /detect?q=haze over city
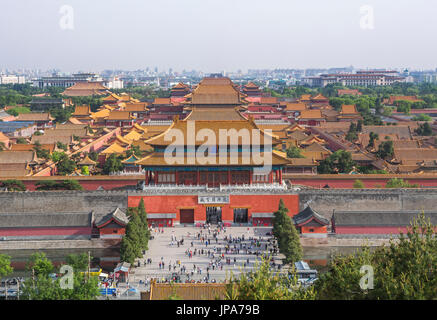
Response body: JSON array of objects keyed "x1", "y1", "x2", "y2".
[{"x1": 1, "y1": 0, "x2": 436, "y2": 73}]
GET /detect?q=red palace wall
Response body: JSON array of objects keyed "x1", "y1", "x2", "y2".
[
  {"x1": 128, "y1": 194, "x2": 299, "y2": 223},
  {"x1": 0, "y1": 227, "x2": 92, "y2": 237},
  {"x1": 301, "y1": 225, "x2": 327, "y2": 234},
  {"x1": 99, "y1": 228, "x2": 126, "y2": 236}
]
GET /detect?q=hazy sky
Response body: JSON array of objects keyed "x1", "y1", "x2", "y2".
[{"x1": 0, "y1": 0, "x2": 435, "y2": 73}]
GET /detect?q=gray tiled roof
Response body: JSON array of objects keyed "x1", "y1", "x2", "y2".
[
  {"x1": 293, "y1": 206, "x2": 330, "y2": 226},
  {"x1": 95, "y1": 207, "x2": 129, "y2": 227},
  {"x1": 0, "y1": 212, "x2": 92, "y2": 228},
  {"x1": 333, "y1": 211, "x2": 437, "y2": 227}
]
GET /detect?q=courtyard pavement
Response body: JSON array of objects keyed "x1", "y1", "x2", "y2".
[{"x1": 128, "y1": 226, "x2": 285, "y2": 289}]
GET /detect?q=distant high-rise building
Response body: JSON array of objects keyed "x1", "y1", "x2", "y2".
[
  {"x1": 105, "y1": 76, "x2": 124, "y2": 89},
  {"x1": 0, "y1": 75, "x2": 26, "y2": 85},
  {"x1": 33, "y1": 73, "x2": 103, "y2": 89},
  {"x1": 303, "y1": 70, "x2": 406, "y2": 87}
]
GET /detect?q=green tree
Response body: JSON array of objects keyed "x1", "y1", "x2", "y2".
[
  {"x1": 51, "y1": 151, "x2": 65, "y2": 163},
  {"x1": 412, "y1": 113, "x2": 432, "y2": 121},
  {"x1": 367, "y1": 132, "x2": 379, "y2": 149},
  {"x1": 21, "y1": 258, "x2": 100, "y2": 300},
  {"x1": 286, "y1": 146, "x2": 304, "y2": 158},
  {"x1": 35, "y1": 180, "x2": 58, "y2": 190},
  {"x1": 376, "y1": 140, "x2": 394, "y2": 159},
  {"x1": 353, "y1": 180, "x2": 364, "y2": 189},
  {"x1": 396, "y1": 100, "x2": 412, "y2": 114},
  {"x1": 225, "y1": 258, "x2": 315, "y2": 300},
  {"x1": 315, "y1": 213, "x2": 437, "y2": 299},
  {"x1": 35, "y1": 180, "x2": 83, "y2": 190},
  {"x1": 314, "y1": 247, "x2": 373, "y2": 300},
  {"x1": 60, "y1": 180, "x2": 84, "y2": 190},
  {"x1": 33, "y1": 141, "x2": 51, "y2": 160},
  {"x1": 26, "y1": 252, "x2": 54, "y2": 277},
  {"x1": 272, "y1": 200, "x2": 303, "y2": 264},
  {"x1": 382, "y1": 106, "x2": 393, "y2": 117},
  {"x1": 65, "y1": 253, "x2": 89, "y2": 272},
  {"x1": 16, "y1": 137, "x2": 27, "y2": 144},
  {"x1": 317, "y1": 150, "x2": 356, "y2": 174},
  {"x1": 345, "y1": 122, "x2": 361, "y2": 142},
  {"x1": 120, "y1": 237, "x2": 138, "y2": 265},
  {"x1": 88, "y1": 151, "x2": 98, "y2": 162},
  {"x1": 6, "y1": 109, "x2": 18, "y2": 116},
  {"x1": 0, "y1": 254, "x2": 13, "y2": 278},
  {"x1": 385, "y1": 178, "x2": 418, "y2": 188},
  {"x1": 120, "y1": 201, "x2": 150, "y2": 264},
  {"x1": 356, "y1": 120, "x2": 363, "y2": 132},
  {"x1": 120, "y1": 212, "x2": 143, "y2": 264},
  {"x1": 56, "y1": 141, "x2": 68, "y2": 151},
  {"x1": 137, "y1": 198, "x2": 150, "y2": 250},
  {"x1": 272, "y1": 200, "x2": 289, "y2": 243},
  {"x1": 125, "y1": 145, "x2": 143, "y2": 158},
  {"x1": 81, "y1": 165, "x2": 90, "y2": 175},
  {"x1": 49, "y1": 106, "x2": 73, "y2": 123},
  {"x1": 415, "y1": 122, "x2": 433, "y2": 136},
  {"x1": 56, "y1": 153, "x2": 77, "y2": 176},
  {"x1": 102, "y1": 154, "x2": 123, "y2": 175},
  {"x1": 0, "y1": 179, "x2": 26, "y2": 191}
]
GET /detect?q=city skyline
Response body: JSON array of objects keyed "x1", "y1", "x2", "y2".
[{"x1": 0, "y1": 0, "x2": 436, "y2": 73}]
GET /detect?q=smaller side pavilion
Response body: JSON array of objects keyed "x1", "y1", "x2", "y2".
[
  {"x1": 95, "y1": 208, "x2": 129, "y2": 239},
  {"x1": 293, "y1": 206, "x2": 329, "y2": 238},
  {"x1": 114, "y1": 262, "x2": 131, "y2": 282}
]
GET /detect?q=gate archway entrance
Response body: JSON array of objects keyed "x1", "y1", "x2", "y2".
[
  {"x1": 233, "y1": 208, "x2": 248, "y2": 223},
  {"x1": 206, "y1": 206, "x2": 222, "y2": 224},
  {"x1": 180, "y1": 209, "x2": 194, "y2": 224}
]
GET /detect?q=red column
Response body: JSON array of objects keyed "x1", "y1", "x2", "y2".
[
  {"x1": 279, "y1": 169, "x2": 283, "y2": 182},
  {"x1": 249, "y1": 170, "x2": 252, "y2": 185},
  {"x1": 154, "y1": 171, "x2": 158, "y2": 184},
  {"x1": 145, "y1": 171, "x2": 149, "y2": 185},
  {"x1": 175, "y1": 171, "x2": 179, "y2": 185},
  {"x1": 197, "y1": 170, "x2": 200, "y2": 185},
  {"x1": 269, "y1": 171, "x2": 273, "y2": 184},
  {"x1": 228, "y1": 170, "x2": 231, "y2": 185}
]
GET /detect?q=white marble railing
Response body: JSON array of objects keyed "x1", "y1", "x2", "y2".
[
  {"x1": 219, "y1": 182, "x2": 287, "y2": 191},
  {"x1": 138, "y1": 182, "x2": 289, "y2": 192},
  {"x1": 109, "y1": 169, "x2": 146, "y2": 176}
]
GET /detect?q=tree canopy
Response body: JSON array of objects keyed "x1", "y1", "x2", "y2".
[
  {"x1": 120, "y1": 199, "x2": 150, "y2": 264},
  {"x1": 315, "y1": 213, "x2": 437, "y2": 299},
  {"x1": 225, "y1": 257, "x2": 315, "y2": 300},
  {"x1": 0, "y1": 254, "x2": 13, "y2": 278},
  {"x1": 102, "y1": 154, "x2": 123, "y2": 175},
  {"x1": 21, "y1": 252, "x2": 100, "y2": 300},
  {"x1": 415, "y1": 122, "x2": 433, "y2": 136},
  {"x1": 0, "y1": 179, "x2": 26, "y2": 191},
  {"x1": 317, "y1": 150, "x2": 356, "y2": 174},
  {"x1": 286, "y1": 146, "x2": 304, "y2": 158},
  {"x1": 272, "y1": 200, "x2": 303, "y2": 264}
]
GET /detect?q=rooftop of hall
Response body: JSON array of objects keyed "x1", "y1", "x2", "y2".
[{"x1": 140, "y1": 116, "x2": 282, "y2": 147}]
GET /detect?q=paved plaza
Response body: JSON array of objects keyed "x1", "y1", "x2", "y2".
[{"x1": 129, "y1": 226, "x2": 285, "y2": 288}]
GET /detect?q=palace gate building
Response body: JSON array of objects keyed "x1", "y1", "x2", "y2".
[{"x1": 128, "y1": 77, "x2": 307, "y2": 229}]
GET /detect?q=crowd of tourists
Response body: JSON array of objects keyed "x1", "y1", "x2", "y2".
[{"x1": 141, "y1": 223, "x2": 281, "y2": 284}]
